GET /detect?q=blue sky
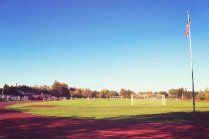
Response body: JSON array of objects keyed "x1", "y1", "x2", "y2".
[{"x1": 0, "y1": 0, "x2": 209, "y2": 92}]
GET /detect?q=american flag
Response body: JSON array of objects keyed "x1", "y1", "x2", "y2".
[{"x1": 185, "y1": 18, "x2": 190, "y2": 38}]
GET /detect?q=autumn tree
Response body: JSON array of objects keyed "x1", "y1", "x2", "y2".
[
  {"x1": 82, "y1": 89, "x2": 92, "y2": 98},
  {"x1": 99, "y1": 89, "x2": 109, "y2": 98},
  {"x1": 51, "y1": 80, "x2": 69, "y2": 98},
  {"x1": 119, "y1": 89, "x2": 135, "y2": 98},
  {"x1": 71, "y1": 88, "x2": 83, "y2": 98},
  {"x1": 158, "y1": 91, "x2": 168, "y2": 97}
]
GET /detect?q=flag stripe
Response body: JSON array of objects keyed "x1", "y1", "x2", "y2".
[
  {"x1": 185, "y1": 19, "x2": 190, "y2": 38},
  {"x1": 185, "y1": 23, "x2": 189, "y2": 38}
]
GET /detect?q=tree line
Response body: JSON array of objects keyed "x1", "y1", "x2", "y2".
[
  {"x1": 168, "y1": 88, "x2": 209, "y2": 101},
  {"x1": 1, "y1": 81, "x2": 209, "y2": 101}
]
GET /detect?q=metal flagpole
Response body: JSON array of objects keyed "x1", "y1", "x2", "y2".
[
  {"x1": 1, "y1": 87, "x2": 3, "y2": 99},
  {"x1": 187, "y1": 12, "x2": 195, "y2": 116}
]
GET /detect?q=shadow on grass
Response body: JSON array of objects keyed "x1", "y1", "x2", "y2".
[
  {"x1": 14, "y1": 106, "x2": 209, "y2": 125},
  {"x1": 105, "y1": 111, "x2": 209, "y2": 125}
]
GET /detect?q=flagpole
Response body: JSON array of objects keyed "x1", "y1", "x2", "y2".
[{"x1": 187, "y1": 12, "x2": 195, "y2": 116}]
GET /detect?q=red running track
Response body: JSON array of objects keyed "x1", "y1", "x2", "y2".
[{"x1": 1, "y1": 102, "x2": 209, "y2": 139}]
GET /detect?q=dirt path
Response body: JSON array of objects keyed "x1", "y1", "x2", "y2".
[{"x1": 1, "y1": 102, "x2": 209, "y2": 139}]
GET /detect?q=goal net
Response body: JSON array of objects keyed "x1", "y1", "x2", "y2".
[{"x1": 131, "y1": 94, "x2": 166, "y2": 107}]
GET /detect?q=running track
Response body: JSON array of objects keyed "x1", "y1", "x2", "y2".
[{"x1": 1, "y1": 102, "x2": 209, "y2": 139}]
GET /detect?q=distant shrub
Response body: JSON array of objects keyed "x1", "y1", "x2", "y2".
[
  {"x1": 198, "y1": 92, "x2": 205, "y2": 100},
  {"x1": 205, "y1": 92, "x2": 209, "y2": 101}
]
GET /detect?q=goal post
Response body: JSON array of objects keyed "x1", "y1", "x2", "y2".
[
  {"x1": 161, "y1": 95, "x2": 166, "y2": 106},
  {"x1": 131, "y1": 94, "x2": 134, "y2": 106}
]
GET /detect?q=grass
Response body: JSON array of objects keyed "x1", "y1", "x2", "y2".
[{"x1": 7, "y1": 99, "x2": 209, "y2": 120}]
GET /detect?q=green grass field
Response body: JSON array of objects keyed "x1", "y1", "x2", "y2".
[{"x1": 7, "y1": 99, "x2": 209, "y2": 122}]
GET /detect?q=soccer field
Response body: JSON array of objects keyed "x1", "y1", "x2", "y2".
[{"x1": 7, "y1": 99, "x2": 209, "y2": 120}]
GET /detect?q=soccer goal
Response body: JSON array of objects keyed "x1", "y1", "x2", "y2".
[{"x1": 131, "y1": 94, "x2": 166, "y2": 106}]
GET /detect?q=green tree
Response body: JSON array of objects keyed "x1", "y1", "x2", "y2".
[{"x1": 168, "y1": 88, "x2": 184, "y2": 99}]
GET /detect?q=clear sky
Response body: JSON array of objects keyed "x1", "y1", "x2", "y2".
[{"x1": 0, "y1": 0, "x2": 209, "y2": 92}]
